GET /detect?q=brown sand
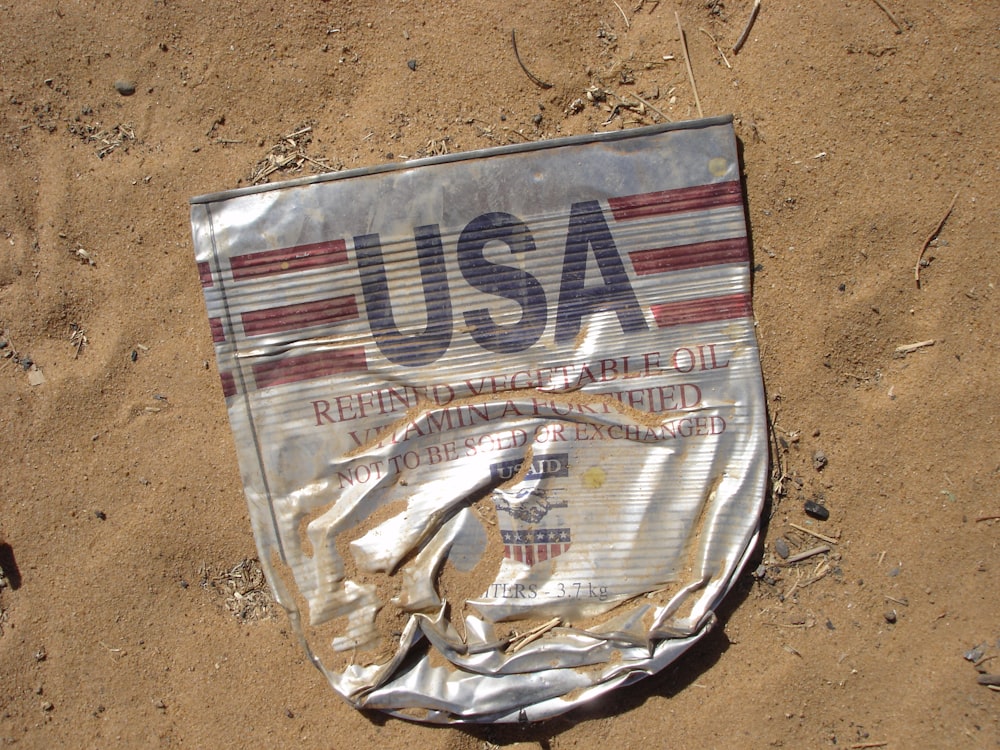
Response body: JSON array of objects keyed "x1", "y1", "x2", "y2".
[{"x1": 1, "y1": 1, "x2": 998, "y2": 746}]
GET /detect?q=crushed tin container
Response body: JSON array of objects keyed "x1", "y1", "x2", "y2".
[{"x1": 190, "y1": 116, "x2": 767, "y2": 724}]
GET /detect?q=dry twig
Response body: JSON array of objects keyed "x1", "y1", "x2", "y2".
[
  {"x1": 788, "y1": 522, "x2": 839, "y2": 545},
  {"x1": 894, "y1": 339, "x2": 935, "y2": 356},
  {"x1": 871, "y1": 0, "x2": 904, "y2": 33},
  {"x1": 781, "y1": 545, "x2": 830, "y2": 565},
  {"x1": 674, "y1": 12, "x2": 703, "y2": 118},
  {"x1": 511, "y1": 30, "x2": 553, "y2": 89},
  {"x1": 914, "y1": 192, "x2": 958, "y2": 287},
  {"x1": 507, "y1": 617, "x2": 561, "y2": 652},
  {"x1": 733, "y1": 0, "x2": 761, "y2": 54}
]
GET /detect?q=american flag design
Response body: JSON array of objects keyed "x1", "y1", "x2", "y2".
[{"x1": 500, "y1": 527, "x2": 571, "y2": 566}]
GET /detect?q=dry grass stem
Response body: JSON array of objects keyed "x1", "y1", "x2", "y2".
[
  {"x1": 612, "y1": 0, "x2": 631, "y2": 29},
  {"x1": 699, "y1": 28, "x2": 731, "y2": 68},
  {"x1": 914, "y1": 191, "x2": 958, "y2": 286},
  {"x1": 630, "y1": 93, "x2": 672, "y2": 122},
  {"x1": 675, "y1": 12, "x2": 703, "y2": 118}
]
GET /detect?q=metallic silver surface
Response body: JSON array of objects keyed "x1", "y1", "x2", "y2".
[{"x1": 190, "y1": 116, "x2": 767, "y2": 723}]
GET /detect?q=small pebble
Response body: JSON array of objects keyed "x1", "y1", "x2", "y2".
[
  {"x1": 804, "y1": 500, "x2": 830, "y2": 521},
  {"x1": 41, "y1": 701, "x2": 53, "y2": 712},
  {"x1": 812, "y1": 450, "x2": 828, "y2": 471},
  {"x1": 774, "y1": 538, "x2": 790, "y2": 559},
  {"x1": 887, "y1": 566, "x2": 900, "y2": 577},
  {"x1": 94, "y1": 510, "x2": 106, "y2": 520},
  {"x1": 406, "y1": 59, "x2": 417, "y2": 71},
  {"x1": 532, "y1": 113, "x2": 543, "y2": 125},
  {"x1": 884, "y1": 610, "x2": 897, "y2": 624},
  {"x1": 114, "y1": 80, "x2": 136, "y2": 96}
]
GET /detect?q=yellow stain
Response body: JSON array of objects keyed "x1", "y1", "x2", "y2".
[
  {"x1": 708, "y1": 157, "x2": 729, "y2": 177},
  {"x1": 582, "y1": 466, "x2": 606, "y2": 489}
]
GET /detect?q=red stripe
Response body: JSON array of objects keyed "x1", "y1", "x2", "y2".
[
  {"x1": 630, "y1": 237, "x2": 748, "y2": 276},
  {"x1": 241, "y1": 295, "x2": 358, "y2": 337},
  {"x1": 503, "y1": 545, "x2": 512, "y2": 559},
  {"x1": 198, "y1": 261, "x2": 213, "y2": 287},
  {"x1": 219, "y1": 371, "x2": 237, "y2": 398},
  {"x1": 609, "y1": 181, "x2": 742, "y2": 221},
  {"x1": 524, "y1": 545, "x2": 535, "y2": 566},
  {"x1": 209, "y1": 317, "x2": 225, "y2": 343},
  {"x1": 252, "y1": 347, "x2": 367, "y2": 390},
  {"x1": 537, "y1": 545, "x2": 548, "y2": 563},
  {"x1": 513, "y1": 546, "x2": 523, "y2": 564},
  {"x1": 231, "y1": 239, "x2": 347, "y2": 281},
  {"x1": 651, "y1": 293, "x2": 752, "y2": 328}
]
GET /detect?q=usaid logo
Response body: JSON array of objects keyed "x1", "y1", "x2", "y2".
[{"x1": 490, "y1": 454, "x2": 569, "y2": 482}]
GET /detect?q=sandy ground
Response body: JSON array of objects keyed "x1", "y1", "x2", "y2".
[{"x1": 1, "y1": 0, "x2": 998, "y2": 747}]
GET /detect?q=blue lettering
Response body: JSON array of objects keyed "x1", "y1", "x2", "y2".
[
  {"x1": 355, "y1": 226, "x2": 452, "y2": 366},
  {"x1": 555, "y1": 201, "x2": 647, "y2": 344},
  {"x1": 458, "y1": 212, "x2": 547, "y2": 353}
]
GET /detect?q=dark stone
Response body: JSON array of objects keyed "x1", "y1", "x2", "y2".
[
  {"x1": 774, "y1": 538, "x2": 790, "y2": 559},
  {"x1": 804, "y1": 500, "x2": 830, "y2": 521}
]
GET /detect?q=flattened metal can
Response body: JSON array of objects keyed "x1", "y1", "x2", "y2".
[{"x1": 190, "y1": 116, "x2": 767, "y2": 723}]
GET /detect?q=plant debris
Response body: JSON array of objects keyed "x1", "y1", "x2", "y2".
[
  {"x1": 249, "y1": 125, "x2": 340, "y2": 185},
  {"x1": 200, "y1": 558, "x2": 275, "y2": 622},
  {"x1": 70, "y1": 324, "x2": 88, "y2": 358},
  {"x1": 68, "y1": 121, "x2": 136, "y2": 158}
]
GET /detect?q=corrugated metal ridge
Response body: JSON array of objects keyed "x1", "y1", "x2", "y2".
[{"x1": 189, "y1": 116, "x2": 735, "y2": 206}]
